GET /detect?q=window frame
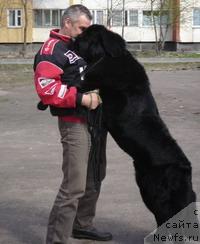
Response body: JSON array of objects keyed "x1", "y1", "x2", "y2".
[
  {"x1": 142, "y1": 10, "x2": 154, "y2": 27},
  {"x1": 34, "y1": 9, "x2": 63, "y2": 28},
  {"x1": 91, "y1": 9, "x2": 104, "y2": 25},
  {"x1": 193, "y1": 8, "x2": 200, "y2": 27},
  {"x1": 142, "y1": 10, "x2": 169, "y2": 27},
  {"x1": 96, "y1": 10, "x2": 104, "y2": 25},
  {"x1": 125, "y1": 9, "x2": 138, "y2": 27},
  {"x1": 112, "y1": 10, "x2": 123, "y2": 27},
  {"x1": 7, "y1": 9, "x2": 22, "y2": 28}
]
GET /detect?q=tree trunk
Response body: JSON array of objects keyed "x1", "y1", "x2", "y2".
[
  {"x1": 151, "y1": 1, "x2": 159, "y2": 55},
  {"x1": 21, "y1": 0, "x2": 28, "y2": 57},
  {"x1": 107, "y1": 0, "x2": 112, "y2": 28}
]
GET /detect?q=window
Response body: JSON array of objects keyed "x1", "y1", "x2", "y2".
[
  {"x1": 143, "y1": 10, "x2": 169, "y2": 26},
  {"x1": 129, "y1": 10, "x2": 138, "y2": 26},
  {"x1": 112, "y1": 10, "x2": 122, "y2": 26},
  {"x1": 159, "y1": 11, "x2": 169, "y2": 26},
  {"x1": 193, "y1": 8, "x2": 200, "y2": 26},
  {"x1": 91, "y1": 10, "x2": 104, "y2": 25},
  {"x1": 143, "y1": 11, "x2": 152, "y2": 26},
  {"x1": 8, "y1": 9, "x2": 22, "y2": 27},
  {"x1": 96, "y1": 10, "x2": 104, "y2": 25},
  {"x1": 34, "y1": 9, "x2": 63, "y2": 27},
  {"x1": 125, "y1": 10, "x2": 138, "y2": 26},
  {"x1": 34, "y1": 10, "x2": 42, "y2": 27},
  {"x1": 52, "y1": 10, "x2": 59, "y2": 26},
  {"x1": 44, "y1": 10, "x2": 51, "y2": 26}
]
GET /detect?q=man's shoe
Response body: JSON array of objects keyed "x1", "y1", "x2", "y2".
[{"x1": 72, "y1": 227, "x2": 112, "y2": 241}]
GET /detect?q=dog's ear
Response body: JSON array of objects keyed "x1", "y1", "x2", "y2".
[{"x1": 100, "y1": 28, "x2": 126, "y2": 57}]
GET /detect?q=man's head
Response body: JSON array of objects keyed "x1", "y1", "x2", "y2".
[{"x1": 60, "y1": 4, "x2": 92, "y2": 38}]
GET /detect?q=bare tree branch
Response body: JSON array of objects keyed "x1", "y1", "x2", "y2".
[{"x1": 144, "y1": 0, "x2": 192, "y2": 54}]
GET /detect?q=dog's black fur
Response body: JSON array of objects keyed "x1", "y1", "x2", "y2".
[{"x1": 73, "y1": 25, "x2": 196, "y2": 227}]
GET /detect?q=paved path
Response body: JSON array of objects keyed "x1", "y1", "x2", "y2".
[
  {"x1": 0, "y1": 57, "x2": 200, "y2": 64},
  {"x1": 0, "y1": 70, "x2": 200, "y2": 244},
  {"x1": 139, "y1": 57, "x2": 200, "y2": 63},
  {"x1": 0, "y1": 59, "x2": 34, "y2": 64}
]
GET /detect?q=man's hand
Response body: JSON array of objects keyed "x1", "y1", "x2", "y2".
[{"x1": 81, "y1": 92, "x2": 102, "y2": 110}]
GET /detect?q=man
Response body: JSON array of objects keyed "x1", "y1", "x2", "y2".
[{"x1": 33, "y1": 4, "x2": 112, "y2": 244}]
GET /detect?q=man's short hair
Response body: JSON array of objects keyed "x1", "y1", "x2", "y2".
[{"x1": 61, "y1": 4, "x2": 92, "y2": 27}]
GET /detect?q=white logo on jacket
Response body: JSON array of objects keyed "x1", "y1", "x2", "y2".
[
  {"x1": 58, "y1": 85, "x2": 68, "y2": 99},
  {"x1": 38, "y1": 77, "x2": 55, "y2": 88},
  {"x1": 64, "y1": 50, "x2": 80, "y2": 64},
  {"x1": 45, "y1": 84, "x2": 57, "y2": 95}
]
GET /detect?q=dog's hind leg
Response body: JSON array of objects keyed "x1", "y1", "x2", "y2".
[{"x1": 134, "y1": 165, "x2": 173, "y2": 227}]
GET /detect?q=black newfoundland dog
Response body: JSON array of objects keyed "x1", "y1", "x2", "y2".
[{"x1": 73, "y1": 25, "x2": 196, "y2": 227}]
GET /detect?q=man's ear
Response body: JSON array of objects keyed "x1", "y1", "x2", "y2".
[
  {"x1": 101, "y1": 28, "x2": 126, "y2": 57},
  {"x1": 64, "y1": 18, "x2": 72, "y2": 29}
]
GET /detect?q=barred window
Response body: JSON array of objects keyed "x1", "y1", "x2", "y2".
[
  {"x1": 143, "y1": 11, "x2": 153, "y2": 26},
  {"x1": 112, "y1": 10, "x2": 123, "y2": 26},
  {"x1": 96, "y1": 10, "x2": 104, "y2": 25},
  {"x1": 8, "y1": 9, "x2": 22, "y2": 27},
  {"x1": 143, "y1": 10, "x2": 169, "y2": 26},
  {"x1": 34, "y1": 9, "x2": 63, "y2": 27},
  {"x1": 193, "y1": 8, "x2": 200, "y2": 26},
  {"x1": 91, "y1": 10, "x2": 104, "y2": 25},
  {"x1": 125, "y1": 10, "x2": 138, "y2": 26}
]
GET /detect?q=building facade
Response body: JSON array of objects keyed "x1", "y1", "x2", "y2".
[
  {"x1": 0, "y1": 0, "x2": 200, "y2": 52},
  {"x1": 0, "y1": 0, "x2": 33, "y2": 43}
]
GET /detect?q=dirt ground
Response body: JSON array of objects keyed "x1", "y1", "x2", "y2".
[{"x1": 0, "y1": 67, "x2": 200, "y2": 244}]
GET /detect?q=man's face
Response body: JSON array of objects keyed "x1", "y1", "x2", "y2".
[{"x1": 65, "y1": 15, "x2": 91, "y2": 38}]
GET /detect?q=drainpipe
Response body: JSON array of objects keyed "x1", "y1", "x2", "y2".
[{"x1": 172, "y1": 0, "x2": 180, "y2": 43}]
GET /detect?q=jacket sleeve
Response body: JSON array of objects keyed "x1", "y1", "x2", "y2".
[{"x1": 34, "y1": 60, "x2": 78, "y2": 108}]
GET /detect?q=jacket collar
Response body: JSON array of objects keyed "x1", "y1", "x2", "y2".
[{"x1": 50, "y1": 29, "x2": 71, "y2": 42}]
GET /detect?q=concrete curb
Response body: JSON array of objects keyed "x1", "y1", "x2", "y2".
[{"x1": 0, "y1": 57, "x2": 200, "y2": 64}]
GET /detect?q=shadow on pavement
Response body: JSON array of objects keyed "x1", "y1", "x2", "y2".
[{"x1": 0, "y1": 199, "x2": 148, "y2": 244}]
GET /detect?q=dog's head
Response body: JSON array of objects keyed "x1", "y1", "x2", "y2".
[{"x1": 73, "y1": 24, "x2": 126, "y2": 63}]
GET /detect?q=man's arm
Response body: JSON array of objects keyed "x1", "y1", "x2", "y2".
[
  {"x1": 34, "y1": 60, "x2": 101, "y2": 110},
  {"x1": 34, "y1": 60, "x2": 78, "y2": 108}
]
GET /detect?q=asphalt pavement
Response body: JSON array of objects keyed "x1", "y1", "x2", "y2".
[{"x1": 0, "y1": 70, "x2": 200, "y2": 244}]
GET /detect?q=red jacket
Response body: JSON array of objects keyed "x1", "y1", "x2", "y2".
[{"x1": 34, "y1": 29, "x2": 87, "y2": 123}]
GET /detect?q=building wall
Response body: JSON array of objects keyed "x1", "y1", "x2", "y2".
[
  {"x1": 33, "y1": 28, "x2": 53, "y2": 42},
  {"x1": 31, "y1": 0, "x2": 200, "y2": 44},
  {"x1": 0, "y1": 0, "x2": 199, "y2": 48},
  {"x1": 74, "y1": 0, "x2": 172, "y2": 42},
  {"x1": 32, "y1": 0, "x2": 70, "y2": 42},
  {"x1": 33, "y1": 0, "x2": 69, "y2": 9},
  {"x1": 0, "y1": 0, "x2": 33, "y2": 43},
  {"x1": 179, "y1": 0, "x2": 200, "y2": 43},
  {"x1": 73, "y1": 0, "x2": 200, "y2": 44}
]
